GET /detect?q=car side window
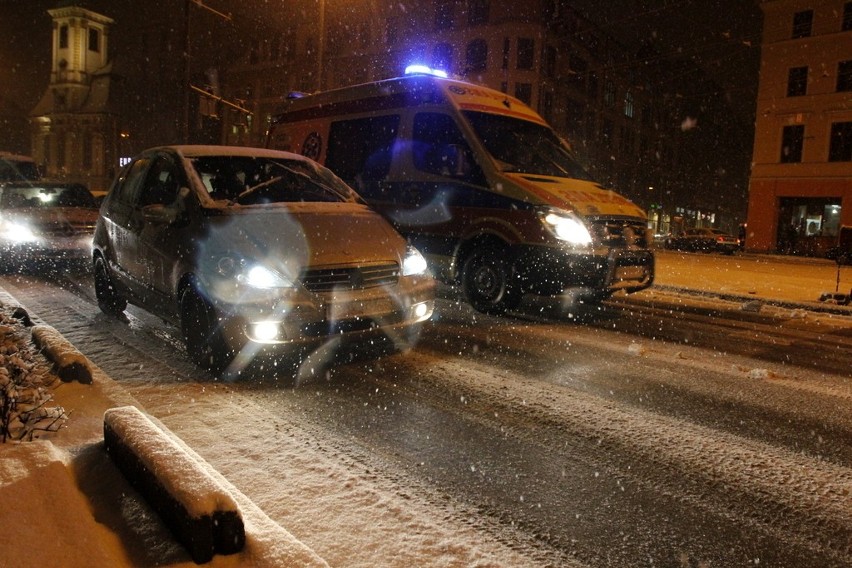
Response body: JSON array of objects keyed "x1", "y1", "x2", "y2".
[
  {"x1": 139, "y1": 156, "x2": 181, "y2": 207},
  {"x1": 112, "y1": 157, "x2": 151, "y2": 207}
]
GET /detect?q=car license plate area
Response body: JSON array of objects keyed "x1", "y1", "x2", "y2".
[{"x1": 327, "y1": 296, "x2": 397, "y2": 321}]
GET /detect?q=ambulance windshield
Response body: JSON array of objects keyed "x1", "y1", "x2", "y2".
[{"x1": 462, "y1": 111, "x2": 593, "y2": 180}]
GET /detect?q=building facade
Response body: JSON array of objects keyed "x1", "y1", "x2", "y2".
[
  {"x1": 746, "y1": 0, "x2": 852, "y2": 255},
  {"x1": 30, "y1": 5, "x2": 118, "y2": 191}
]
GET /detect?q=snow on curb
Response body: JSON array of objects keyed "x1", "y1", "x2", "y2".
[
  {"x1": 104, "y1": 405, "x2": 245, "y2": 564},
  {"x1": 31, "y1": 324, "x2": 93, "y2": 384}
]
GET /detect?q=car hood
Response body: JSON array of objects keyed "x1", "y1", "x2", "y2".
[
  {"x1": 1, "y1": 207, "x2": 99, "y2": 234},
  {"x1": 503, "y1": 173, "x2": 647, "y2": 219},
  {"x1": 200, "y1": 202, "x2": 406, "y2": 278}
]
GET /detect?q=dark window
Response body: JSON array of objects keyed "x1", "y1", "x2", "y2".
[
  {"x1": 828, "y1": 121, "x2": 852, "y2": 161},
  {"x1": 514, "y1": 82, "x2": 532, "y2": 105},
  {"x1": 468, "y1": 0, "x2": 489, "y2": 26},
  {"x1": 544, "y1": 45, "x2": 556, "y2": 78},
  {"x1": 432, "y1": 43, "x2": 453, "y2": 72},
  {"x1": 787, "y1": 66, "x2": 808, "y2": 96},
  {"x1": 604, "y1": 80, "x2": 616, "y2": 106},
  {"x1": 501, "y1": 38, "x2": 510, "y2": 70},
  {"x1": 465, "y1": 39, "x2": 488, "y2": 72},
  {"x1": 434, "y1": 0, "x2": 453, "y2": 30},
  {"x1": 326, "y1": 115, "x2": 400, "y2": 189},
  {"x1": 59, "y1": 25, "x2": 68, "y2": 49},
  {"x1": 781, "y1": 125, "x2": 804, "y2": 163},
  {"x1": 568, "y1": 55, "x2": 587, "y2": 90},
  {"x1": 843, "y1": 2, "x2": 852, "y2": 31},
  {"x1": 88, "y1": 28, "x2": 100, "y2": 52},
  {"x1": 792, "y1": 10, "x2": 813, "y2": 38},
  {"x1": 517, "y1": 38, "x2": 535, "y2": 70},
  {"x1": 837, "y1": 60, "x2": 852, "y2": 91}
]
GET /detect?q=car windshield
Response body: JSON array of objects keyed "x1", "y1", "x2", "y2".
[
  {"x1": 462, "y1": 111, "x2": 593, "y2": 180},
  {"x1": 0, "y1": 184, "x2": 96, "y2": 209},
  {"x1": 190, "y1": 155, "x2": 361, "y2": 205}
]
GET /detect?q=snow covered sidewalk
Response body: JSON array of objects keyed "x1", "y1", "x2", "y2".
[{"x1": 0, "y1": 298, "x2": 328, "y2": 567}]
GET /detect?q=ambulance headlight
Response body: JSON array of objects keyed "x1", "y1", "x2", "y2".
[{"x1": 538, "y1": 208, "x2": 592, "y2": 246}]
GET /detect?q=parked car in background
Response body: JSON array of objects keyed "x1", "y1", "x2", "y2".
[
  {"x1": 0, "y1": 180, "x2": 98, "y2": 268},
  {"x1": 664, "y1": 228, "x2": 739, "y2": 255},
  {"x1": 92, "y1": 145, "x2": 435, "y2": 377},
  {"x1": 0, "y1": 152, "x2": 41, "y2": 182}
]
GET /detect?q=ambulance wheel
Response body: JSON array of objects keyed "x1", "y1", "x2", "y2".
[{"x1": 462, "y1": 246, "x2": 521, "y2": 315}]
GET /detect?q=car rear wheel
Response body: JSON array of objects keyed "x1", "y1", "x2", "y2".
[
  {"x1": 180, "y1": 285, "x2": 233, "y2": 375},
  {"x1": 461, "y1": 246, "x2": 522, "y2": 315},
  {"x1": 94, "y1": 256, "x2": 127, "y2": 315}
]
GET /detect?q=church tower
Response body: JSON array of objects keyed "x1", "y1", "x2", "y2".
[{"x1": 30, "y1": 4, "x2": 117, "y2": 191}]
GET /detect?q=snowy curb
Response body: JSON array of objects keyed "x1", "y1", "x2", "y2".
[
  {"x1": 31, "y1": 324, "x2": 93, "y2": 384},
  {"x1": 652, "y1": 284, "x2": 852, "y2": 316},
  {"x1": 104, "y1": 405, "x2": 245, "y2": 564}
]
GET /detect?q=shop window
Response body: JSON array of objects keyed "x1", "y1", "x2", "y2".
[
  {"x1": 780, "y1": 125, "x2": 804, "y2": 163},
  {"x1": 792, "y1": 10, "x2": 813, "y2": 38},
  {"x1": 787, "y1": 66, "x2": 808, "y2": 96},
  {"x1": 828, "y1": 121, "x2": 852, "y2": 161}
]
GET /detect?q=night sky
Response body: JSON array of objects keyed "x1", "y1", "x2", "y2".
[{"x1": 0, "y1": 0, "x2": 763, "y2": 153}]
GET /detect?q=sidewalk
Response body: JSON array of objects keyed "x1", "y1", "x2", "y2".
[{"x1": 649, "y1": 250, "x2": 852, "y2": 315}]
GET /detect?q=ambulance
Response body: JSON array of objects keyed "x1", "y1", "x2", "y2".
[{"x1": 266, "y1": 67, "x2": 654, "y2": 314}]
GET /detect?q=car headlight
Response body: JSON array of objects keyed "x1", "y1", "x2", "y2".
[
  {"x1": 401, "y1": 244, "x2": 429, "y2": 276},
  {"x1": 1, "y1": 221, "x2": 38, "y2": 243},
  {"x1": 217, "y1": 257, "x2": 294, "y2": 288},
  {"x1": 538, "y1": 207, "x2": 592, "y2": 245}
]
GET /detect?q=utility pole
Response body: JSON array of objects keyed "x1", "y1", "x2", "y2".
[{"x1": 183, "y1": 0, "x2": 232, "y2": 142}]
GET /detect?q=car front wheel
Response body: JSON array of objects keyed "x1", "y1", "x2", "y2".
[
  {"x1": 461, "y1": 246, "x2": 522, "y2": 315},
  {"x1": 180, "y1": 284, "x2": 234, "y2": 375}
]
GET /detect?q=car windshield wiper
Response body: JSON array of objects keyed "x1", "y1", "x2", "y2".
[
  {"x1": 236, "y1": 176, "x2": 283, "y2": 202},
  {"x1": 269, "y1": 160, "x2": 352, "y2": 202}
]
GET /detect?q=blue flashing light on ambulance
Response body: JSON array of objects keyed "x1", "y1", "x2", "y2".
[{"x1": 266, "y1": 69, "x2": 654, "y2": 314}]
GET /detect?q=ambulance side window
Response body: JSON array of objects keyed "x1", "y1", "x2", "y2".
[
  {"x1": 413, "y1": 113, "x2": 482, "y2": 184},
  {"x1": 326, "y1": 115, "x2": 399, "y2": 194}
]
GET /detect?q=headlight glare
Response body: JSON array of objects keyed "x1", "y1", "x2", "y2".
[
  {"x1": 401, "y1": 245, "x2": 428, "y2": 276},
  {"x1": 1, "y1": 221, "x2": 38, "y2": 243},
  {"x1": 241, "y1": 264, "x2": 293, "y2": 289},
  {"x1": 540, "y1": 208, "x2": 592, "y2": 245}
]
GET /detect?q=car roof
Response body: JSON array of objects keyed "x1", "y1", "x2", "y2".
[
  {"x1": 0, "y1": 179, "x2": 88, "y2": 190},
  {"x1": 146, "y1": 145, "x2": 312, "y2": 163}
]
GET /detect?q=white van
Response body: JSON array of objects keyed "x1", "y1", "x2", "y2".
[{"x1": 267, "y1": 70, "x2": 654, "y2": 314}]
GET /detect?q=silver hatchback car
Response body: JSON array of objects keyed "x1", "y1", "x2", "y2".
[{"x1": 92, "y1": 146, "x2": 435, "y2": 376}]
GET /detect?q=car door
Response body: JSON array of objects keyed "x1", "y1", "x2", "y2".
[
  {"x1": 102, "y1": 156, "x2": 152, "y2": 294},
  {"x1": 133, "y1": 152, "x2": 187, "y2": 312}
]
